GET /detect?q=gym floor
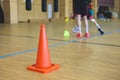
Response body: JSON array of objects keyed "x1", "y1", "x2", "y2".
[{"x1": 0, "y1": 18, "x2": 120, "y2": 80}]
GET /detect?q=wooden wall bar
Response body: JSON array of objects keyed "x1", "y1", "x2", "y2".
[{"x1": 0, "y1": 0, "x2": 120, "y2": 24}]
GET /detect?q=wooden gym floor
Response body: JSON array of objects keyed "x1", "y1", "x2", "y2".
[{"x1": 0, "y1": 18, "x2": 120, "y2": 80}]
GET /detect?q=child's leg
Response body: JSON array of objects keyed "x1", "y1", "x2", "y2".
[
  {"x1": 77, "y1": 14, "x2": 82, "y2": 34},
  {"x1": 91, "y1": 18, "x2": 101, "y2": 29},
  {"x1": 76, "y1": 14, "x2": 82, "y2": 38},
  {"x1": 72, "y1": 14, "x2": 80, "y2": 33},
  {"x1": 83, "y1": 16, "x2": 90, "y2": 38},
  {"x1": 90, "y1": 18, "x2": 104, "y2": 35},
  {"x1": 83, "y1": 16, "x2": 89, "y2": 33}
]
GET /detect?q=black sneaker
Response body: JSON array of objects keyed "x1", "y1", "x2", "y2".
[{"x1": 98, "y1": 28, "x2": 104, "y2": 35}]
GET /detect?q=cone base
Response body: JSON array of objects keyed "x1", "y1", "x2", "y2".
[{"x1": 27, "y1": 64, "x2": 60, "y2": 73}]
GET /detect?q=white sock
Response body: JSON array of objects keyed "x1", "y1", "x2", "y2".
[
  {"x1": 85, "y1": 26, "x2": 89, "y2": 33},
  {"x1": 96, "y1": 23, "x2": 101, "y2": 29},
  {"x1": 79, "y1": 26, "x2": 82, "y2": 34},
  {"x1": 94, "y1": 20, "x2": 101, "y2": 29}
]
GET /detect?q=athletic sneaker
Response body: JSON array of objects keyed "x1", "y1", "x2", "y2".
[
  {"x1": 72, "y1": 26, "x2": 79, "y2": 33},
  {"x1": 98, "y1": 28, "x2": 104, "y2": 35},
  {"x1": 84, "y1": 32, "x2": 90, "y2": 38},
  {"x1": 76, "y1": 33, "x2": 82, "y2": 38}
]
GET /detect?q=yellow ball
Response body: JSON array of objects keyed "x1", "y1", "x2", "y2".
[{"x1": 65, "y1": 18, "x2": 69, "y2": 22}]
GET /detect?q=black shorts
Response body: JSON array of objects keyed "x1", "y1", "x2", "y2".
[{"x1": 73, "y1": 0, "x2": 88, "y2": 16}]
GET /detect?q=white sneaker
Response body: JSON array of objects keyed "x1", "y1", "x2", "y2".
[{"x1": 72, "y1": 26, "x2": 79, "y2": 33}]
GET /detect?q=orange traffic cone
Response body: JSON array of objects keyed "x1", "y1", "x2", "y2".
[{"x1": 27, "y1": 24, "x2": 60, "y2": 73}]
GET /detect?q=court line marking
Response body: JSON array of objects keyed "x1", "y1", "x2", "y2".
[
  {"x1": 0, "y1": 34, "x2": 36, "y2": 38},
  {"x1": 0, "y1": 29, "x2": 120, "y2": 58},
  {"x1": 73, "y1": 41, "x2": 120, "y2": 47}
]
